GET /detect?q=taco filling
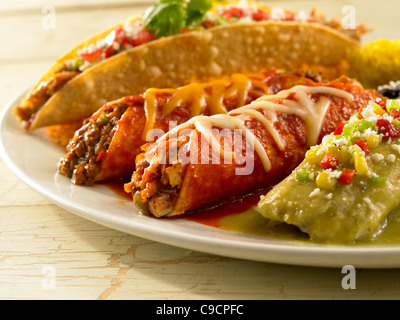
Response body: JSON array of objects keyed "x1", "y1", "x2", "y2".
[{"x1": 66, "y1": 1, "x2": 366, "y2": 73}]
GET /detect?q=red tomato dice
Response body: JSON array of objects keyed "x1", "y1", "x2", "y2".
[
  {"x1": 79, "y1": 48, "x2": 103, "y2": 62},
  {"x1": 339, "y1": 168, "x2": 355, "y2": 185},
  {"x1": 130, "y1": 29, "x2": 156, "y2": 47},
  {"x1": 377, "y1": 117, "x2": 400, "y2": 139},
  {"x1": 320, "y1": 153, "x2": 339, "y2": 170},
  {"x1": 334, "y1": 122, "x2": 345, "y2": 135},
  {"x1": 353, "y1": 139, "x2": 370, "y2": 155}
]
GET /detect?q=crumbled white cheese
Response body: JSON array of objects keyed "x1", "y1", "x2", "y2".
[
  {"x1": 270, "y1": 7, "x2": 285, "y2": 20},
  {"x1": 216, "y1": 1, "x2": 258, "y2": 19},
  {"x1": 333, "y1": 137, "x2": 348, "y2": 146},
  {"x1": 382, "y1": 113, "x2": 394, "y2": 123},
  {"x1": 357, "y1": 128, "x2": 379, "y2": 140},
  {"x1": 391, "y1": 144, "x2": 400, "y2": 153},
  {"x1": 387, "y1": 154, "x2": 396, "y2": 163},
  {"x1": 371, "y1": 153, "x2": 384, "y2": 162},
  {"x1": 361, "y1": 104, "x2": 378, "y2": 121},
  {"x1": 324, "y1": 168, "x2": 342, "y2": 179},
  {"x1": 352, "y1": 131, "x2": 361, "y2": 139},
  {"x1": 309, "y1": 188, "x2": 321, "y2": 198},
  {"x1": 324, "y1": 193, "x2": 333, "y2": 200},
  {"x1": 322, "y1": 135, "x2": 333, "y2": 144},
  {"x1": 295, "y1": 10, "x2": 311, "y2": 22},
  {"x1": 112, "y1": 42, "x2": 120, "y2": 51},
  {"x1": 236, "y1": 0, "x2": 258, "y2": 13},
  {"x1": 123, "y1": 20, "x2": 142, "y2": 38},
  {"x1": 79, "y1": 60, "x2": 91, "y2": 72}
]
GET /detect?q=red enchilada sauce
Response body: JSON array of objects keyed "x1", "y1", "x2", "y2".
[
  {"x1": 101, "y1": 177, "x2": 268, "y2": 227},
  {"x1": 176, "y1": 188, "x2": 270, "y2": 227},
  {"x1": 100, "y1": 179, "x2": 400, "y2": 245}
]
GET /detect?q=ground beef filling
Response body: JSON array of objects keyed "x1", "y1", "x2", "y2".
[
  {"x1": 15, "y1": 69, "x2": 80, "y2": 129},
  {"x1": 58, "y1": 103, "x2": 129, "y2": 185}
]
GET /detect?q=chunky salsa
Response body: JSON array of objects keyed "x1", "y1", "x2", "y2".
[
  {"x1": 297, "y1": 98, "x2": 400, "y2": 189},
  {"x1": 64, "y1": 1, "x2": 365, "y2": 72}
]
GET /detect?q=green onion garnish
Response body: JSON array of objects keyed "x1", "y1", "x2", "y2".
[{"x1": 296, "y1": 168, "x2": 309, "y2": 182}]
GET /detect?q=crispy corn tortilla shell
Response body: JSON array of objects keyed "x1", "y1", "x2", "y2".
[
  {"x1": 28, "y1": 21, "x2": 358, "y2": 130},
  {"x1": 27, "y1": 16, "x2": 140, "y2": 94}
]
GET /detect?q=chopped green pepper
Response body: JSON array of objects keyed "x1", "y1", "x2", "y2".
[
  {"x1": 385, "y1": 99, "x2": 400, "y2": 112},
  {"x1": 371, "y1": 176, "x2": 387, "y2": 186},
  {"x1": 99, "y1": 114, "x2": 110, "y2": 125},
  {"x1": 296, "y1": 168, "x2": 309, "y2": 182},
  {"x1": 358, "y1": 119, "x2": 373, "y2": 132},
  {"x1": 72, "y1": 58, "x2": 84, "y2": 71}
]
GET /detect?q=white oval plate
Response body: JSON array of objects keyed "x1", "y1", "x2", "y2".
[{"x1": 3, "y1": 92, "x2": 400, "y2": 269}]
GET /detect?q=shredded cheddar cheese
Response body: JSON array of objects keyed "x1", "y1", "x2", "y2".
[{"x1": 141, "y1": 73, "x2": 269, "y2": 140}]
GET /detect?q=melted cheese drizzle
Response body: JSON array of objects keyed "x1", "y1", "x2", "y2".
[
  {"x1": 141, "y1": 73, "x2": 269, "y2": 140},
  {"x1": 151, "y1": 85, "x2": 354, "y2": 172}
]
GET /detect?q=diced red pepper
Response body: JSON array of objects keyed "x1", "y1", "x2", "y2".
[
  {"x1": 105, "y1": 45, "x2": 117, "y2": 58},
  {"x1": 104, "y1": 26, "x2": 128, "y2": 58},
  {"x1": 114, "y1": 26, "x2": 127, "y2": 43},
  {"x1": 353, "y1": 139, "x2": 370, "y2": 155},
  {"x1": 79, "y1": 48, "x2": 103, "y2": 62},
  {"x1": 201, "y1": 20, "x2": 214, "y2": 28},
  {"x1": 390, "y1": 109, "x2": 400, "y2": 118},
  {"x1": 180, "y1": 27, "x2": 190, "y2": 34},
  {"x1": 283, "y1": 12, "x2": 296, "y2": 21},
  {"x1": 358, "y1": 106, "x2": 365, "y2": 119},
  {"x1": 334, "y1": 122, "x2": 345, "y2": 135},
  {"x1": 252, "y1": 9, "x2": 269, "y2": 21},
  {"x1": 96, "y1": 150, "x2": 106, "y2": 162},
  {"x1": 220, "y1": 7, "x2": 245, "y2": 19},
  {"x1": 129, "y1": 29, "x2": 156, "y2": 47},
  {"x1": 375, "y1": 99, "x2": 387, "y2": 110},
  {"x1": 339, "y1": 168, "x2": 355, "y2": 185},
  {"x1": 376, "y1": 117, "x2": 400, "y2": 139},
  {"x1": 320, "y1": 153, "x2": 339, "y2": 170}
]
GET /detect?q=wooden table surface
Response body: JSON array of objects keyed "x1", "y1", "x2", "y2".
[{"x1": 2, "y1": 0, "x2": 400, "y2": 300}]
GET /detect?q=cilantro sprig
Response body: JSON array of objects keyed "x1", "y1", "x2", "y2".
[{"x1": 142, "y1": 0, "x2": 213, "y2": 38}]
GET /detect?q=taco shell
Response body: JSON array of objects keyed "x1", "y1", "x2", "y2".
[{"x1": 21, "y1": 20, "x2": 359, "y2": 131}]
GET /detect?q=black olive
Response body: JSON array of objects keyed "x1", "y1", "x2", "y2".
[
  {"x1": 377, "y1": 82, "x2": 400, "y2": 99},
  {"x1": 379, "y1": 88, "x2": 400, "y2": 99}
]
